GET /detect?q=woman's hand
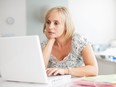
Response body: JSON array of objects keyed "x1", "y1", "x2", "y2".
[{"x1": 46, "y1": 68, "x2": 65, "y2": 76}]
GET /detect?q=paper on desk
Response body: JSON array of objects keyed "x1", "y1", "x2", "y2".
[
  {"x1": 73, "y1": 80, "x2": 96, "y2": 87},
  {"x1": 73, "y1": 80, "x2": 116, "y2": 87},
  {"x1": 72, "y1": 74, "x2": 116, "y2": 87},
  {"x1": 84, "y1": 74, "x2": 116, "y2": 83}
]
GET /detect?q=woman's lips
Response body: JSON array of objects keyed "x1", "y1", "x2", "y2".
[{"x1": 48, "y1": 31, "x2": 55, "y2": 35}]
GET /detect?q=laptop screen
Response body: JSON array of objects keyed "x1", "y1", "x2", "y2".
[{"x1": 0, "y1": 35, "x2": 48, "y2": 83}]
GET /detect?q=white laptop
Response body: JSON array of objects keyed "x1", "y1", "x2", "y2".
[{"x1": 0, "y1": 35, "x2": 71, "y2": 84}]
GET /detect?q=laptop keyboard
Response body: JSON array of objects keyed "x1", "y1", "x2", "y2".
[{"x1": 48, "y1": 75, "x2": 71, "y2": 83}]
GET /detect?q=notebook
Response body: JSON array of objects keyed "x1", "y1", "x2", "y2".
[{"x1": 0, "y1": 35, "x2": 71, "y2": 84}]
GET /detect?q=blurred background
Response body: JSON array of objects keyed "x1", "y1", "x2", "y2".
[{"x1": 0, "y1": 0, "x2": 116, "y2": 75}]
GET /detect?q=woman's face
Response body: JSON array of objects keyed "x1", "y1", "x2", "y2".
[{"x1": 45, "y1": 11, "x2": 66, "y2": 39}]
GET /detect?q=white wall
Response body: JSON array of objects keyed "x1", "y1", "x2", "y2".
[
  {"x1": 0, "y1": 0, "x2": 116, "y2": 44},
  {"x1": 115, "y1": 0, "x2": 116, "y2": 38},
  {"x1": 0, "y1": 0, "x2": 26, "y2": 36},
  {"x1": 69, "y1": 0, "x2": 116, "y2": 44}
]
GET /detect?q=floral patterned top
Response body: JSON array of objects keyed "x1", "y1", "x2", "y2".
[{"x1": 41, "y1": 33, "x2": 89, "y2": 68}]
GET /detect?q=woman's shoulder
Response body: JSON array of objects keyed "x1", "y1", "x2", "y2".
[
  {"x1": 72, "y1": 32, "x2": 87, "y2": 41},
  {"x1": 72, "y1": 32, "x2": 90, "y2": 53},
  {"x1": 72, "y1": 32, "x2": 90, "y2": 46}
]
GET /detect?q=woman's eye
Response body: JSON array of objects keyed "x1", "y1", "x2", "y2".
[
  {"x1": 46, "y1": 21, "x2": 50, "y2": 24},
  {"x1": 54, "y1": 22, "x2": 59, "y2": 25}
]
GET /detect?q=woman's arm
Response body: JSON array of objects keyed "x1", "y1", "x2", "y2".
[
  {"x1": 42, "y1": 39, "x2": 55, "y2": 68},
  {"x1": 67, "y1": 43, "x2": 98, "y2": 77}
]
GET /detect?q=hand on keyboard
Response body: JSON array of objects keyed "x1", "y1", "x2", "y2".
[{"x1": 46, "y1": 68, "x2": 65, "y2": 76}]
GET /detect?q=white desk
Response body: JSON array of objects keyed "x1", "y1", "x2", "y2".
[
  {"x1": 97, "y1": 56, "x2": 116, "y2": 75},
  {"x1": 0, "y1": 77, "x2": 82, "y2": 87},
  {"x1": 95, "y1": 48, "x2": 116, "y2": 75},
  {"x1": 1, "y1": 75, "x2": 116, "y2": 87}
]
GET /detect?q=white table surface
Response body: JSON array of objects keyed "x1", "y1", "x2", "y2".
[{"x1": 0, "y1": 77, "x2": 82, "y2": 87}]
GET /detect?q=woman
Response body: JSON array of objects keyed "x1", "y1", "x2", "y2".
[{"x1": 41, "y1": 6, "x2": 98, "y2": 77}]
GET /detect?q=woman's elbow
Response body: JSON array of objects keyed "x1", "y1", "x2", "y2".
[{"x1": 89, "y1": 65, "x2": 99, "y2": 76}]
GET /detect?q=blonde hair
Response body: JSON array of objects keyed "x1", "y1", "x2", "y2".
[{"x1": 43, "y1": 6, "x2": 75, "y2": 40}]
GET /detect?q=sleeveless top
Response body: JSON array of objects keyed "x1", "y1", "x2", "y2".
[{"x1": 41, "y1": 33, "x2": 89, "y2": 68}]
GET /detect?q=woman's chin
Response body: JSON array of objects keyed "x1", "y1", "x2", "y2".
[{"x1": 48, "y1": 35, "x2": 57, "y2": 39}]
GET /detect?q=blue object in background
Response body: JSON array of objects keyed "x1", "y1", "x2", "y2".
[{"x1": 112, "y1": 56, "x2": 116, "y2": 61}]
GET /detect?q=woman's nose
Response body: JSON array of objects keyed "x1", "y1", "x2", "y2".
[{"x1": 49, "y1": 23, "x2": 54, "y2": 30}]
